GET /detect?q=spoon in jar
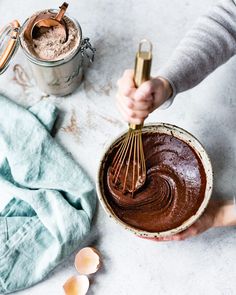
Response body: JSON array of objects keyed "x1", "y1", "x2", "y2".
[{"x1": 24, "y1": 2, "x2": 69, "y2": 43}]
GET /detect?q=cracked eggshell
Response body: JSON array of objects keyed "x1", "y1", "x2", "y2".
[
  {"x1": 63, "y1": 275, "x2": 89, "y2": 295},
  {"x1": 75, "y1": 247, "x2": 101, "y2": 275}
]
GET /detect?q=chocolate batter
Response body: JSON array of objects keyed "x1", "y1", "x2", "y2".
[{"x1": 104, "y1": 132, "x2": 206, "y2": 232}]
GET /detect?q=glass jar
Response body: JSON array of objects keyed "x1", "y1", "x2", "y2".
[{"x1": 0, "y1": 8, "x2": 95, "y2": 96}]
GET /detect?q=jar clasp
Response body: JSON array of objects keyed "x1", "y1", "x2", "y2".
[{"x1": 80, "y1": 38, "x2": 96, "y2": 63}]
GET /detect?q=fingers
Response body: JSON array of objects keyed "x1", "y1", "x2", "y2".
[
  {"x1": 117, "y1": 69, "x2": 136, "y2": 97},
  {"x1": 158, "y1": 226, "x2": 199, "y2": 241},
  {"x1": 116, "y1": 73, "x2": 155, "y2": 124},
  {"x1": 171, "y1": 227, "x2": 199, "y2": 241},
  {"x1": 116, "y1": 71, "x2": 171, "y2": 124},
  {"x1": 138, "y1": 236, "x2": 170, "y2": 242},
  {"x1": 117, "y1": 93, "x2": 152, "y2": 114},
  {"x1": 134, "y1": 80, "x2": 155, "y2": 101},
  {"x1": 119, "y1": 93, "x2": 153, "y2": 111},
  {"x1": 116, "y1": 97, "x2": 149, "y2": 125},
  {"x1": 138, "y1": 224, "x2": 201, "y2": 242}
]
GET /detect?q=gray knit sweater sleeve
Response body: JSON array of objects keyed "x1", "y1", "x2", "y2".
[{"x1": 158, "y1": 0, "x2": 236, "y2": 98}]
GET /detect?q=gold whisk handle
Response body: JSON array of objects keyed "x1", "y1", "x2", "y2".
[
  {"x1": 134, "y1": 39, "x2": 152, "y2": 87},
  {"x1": 131, "y1": 39, "x2": 153, "y2": 130}
]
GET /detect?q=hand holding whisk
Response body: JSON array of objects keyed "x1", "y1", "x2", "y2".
[{"x1": 111, "y1": 39, "x2": 152, "y2": 196}]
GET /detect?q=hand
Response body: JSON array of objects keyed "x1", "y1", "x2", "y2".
[
  {"x1": 116, "y1": 69, "x2": 173, "y2": 125},
  {"x1": 140, "y1": 199, "x2": 236, "y2": 241}
]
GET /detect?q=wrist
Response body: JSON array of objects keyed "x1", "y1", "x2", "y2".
[
  {"x1": 212, "y1": 200, "x2": 236, "y2": 228},
  {"x1": 158, "y1": 76, "x2": 173, "y2": 101}
]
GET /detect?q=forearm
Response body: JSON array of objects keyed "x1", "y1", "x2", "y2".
[
  {"x1": 213, "y1": 200, "x2": 236, "y2": 227},
  {"x1": 158, "y1": 0, "x2": 236, "y2": 97}
]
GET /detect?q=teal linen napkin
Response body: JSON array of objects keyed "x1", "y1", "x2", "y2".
[{"x1": 0, "y1": 94, "x2": 97, "y2": 294}]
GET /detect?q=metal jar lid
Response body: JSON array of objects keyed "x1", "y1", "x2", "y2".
[{"x1": 0, "y1": 20, "x2": 20, "y2": 74}]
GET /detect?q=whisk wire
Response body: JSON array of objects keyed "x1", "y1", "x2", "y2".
[
  {"x1": 112, "y1": 132, "x2": 131, "y2": 183},
  {"x1": 112, "y1": 128, "x2": 146, "y2": 195},
  {"x1": 132, "y1": 131, "x2": 138, "y2": 196},
  {"x1": 140, "y1": 133, "x2": 146, "y2": 178},
  {"x1": 137, "y1": 130, "x2": 140, "y2": 182},
  {"x1": 123, "y1": 131, "x2": 135, "y2": 193}
]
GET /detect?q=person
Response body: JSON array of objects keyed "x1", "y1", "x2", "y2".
[{"x1": 116, "y1": 0, "x2": 236, "y2": 240}]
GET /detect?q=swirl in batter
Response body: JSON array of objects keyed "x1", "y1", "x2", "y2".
[{"x1": 104, "y1": 132, "x2": 207, "y2": 232}]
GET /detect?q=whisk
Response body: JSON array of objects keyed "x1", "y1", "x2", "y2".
[{"x1": 112, "y1": 39, "x2": 152, "y2": 195}]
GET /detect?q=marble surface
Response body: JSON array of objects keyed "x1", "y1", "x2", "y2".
[{"x1": 1, "y1": 0, "x2": 236, "y2": 294}]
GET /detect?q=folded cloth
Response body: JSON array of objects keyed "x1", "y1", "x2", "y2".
[{"x1": 0, "y1": 94, "x2": 97, "y2": 294}]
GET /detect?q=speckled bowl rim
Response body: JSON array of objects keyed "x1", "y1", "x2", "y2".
[{"x1": 96, "y1": 123, "x2": 213, "y2": 238}]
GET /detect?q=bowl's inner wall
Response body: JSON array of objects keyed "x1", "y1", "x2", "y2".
[{"x1": 101, "y1": 128, "x2": 207, "y2": 233}]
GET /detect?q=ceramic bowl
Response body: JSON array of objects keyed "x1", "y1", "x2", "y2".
[{"x1": 96, "y1": 123, "x2": 213, "y2": 238}]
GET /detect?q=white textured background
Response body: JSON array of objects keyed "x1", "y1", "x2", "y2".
[{"x1": 1, "y1": 0, "x2": 236, "y2": 294}]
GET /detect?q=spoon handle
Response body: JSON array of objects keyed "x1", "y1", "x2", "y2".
[{"x1": 55, "y1": 2, "x2": 69, "y2": 22}]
